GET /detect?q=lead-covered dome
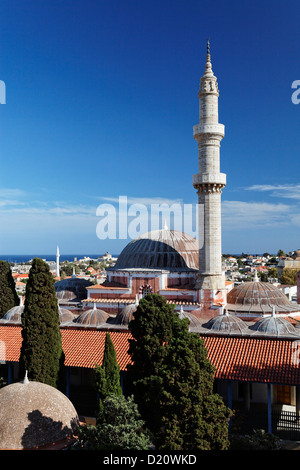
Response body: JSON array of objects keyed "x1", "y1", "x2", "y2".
[
  {"x1": 0, "y1": 375, "x2": 79, "y2": 449},
  {"x1": 203, "y1": 311, "x2": 248, "y2": 333},
  {"x1": 0, "y1": 296, "x2": 24, "y2": 324},
  {"x1": 55, "y1": 274, "x2": 93, "y2": 302},
  {"x1": 113, "y1": 227, "x2": 199, "y2": 271},
  {"x1": 226, "y1": 278, "x2": 300, "y2": 316},
  {"x1": 250, "y1": 312, "x2": 299, "y2": 337},
  {"x1": 59, "y1": 307, "x2": 77, "y2": 325},
  {"x1": 114, "y1": 303, "x2": 137, "y2": 326},
  {"x1": 73, "y1": 304, "x2": 109, "y2": 327}
]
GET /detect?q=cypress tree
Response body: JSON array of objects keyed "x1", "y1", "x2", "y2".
[
  {"x1": 19, "y1": 258, "x2": 63, "y2": 387},
  {"x1": 125, "y1": 294, "x2": 179, "y2": 434},
  {"x1": 156, "y1": 319, "x2": 232, "y2": 450},
  {"x1": 126, "y1": 293, "x2": 232, "y2": 450},
  {"x1": 94, "y1": 332, "x2": 122, "y2": 415},
  {"x1": 0, "y1": 260, "x2": 19, "y2": 319}
]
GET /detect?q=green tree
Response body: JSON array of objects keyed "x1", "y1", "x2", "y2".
[
  {"x1": 277, "y1": 249, "x2": 286, "y2": 257},
  {"x1": 280, "y1": 268, "x2": 298, "y2": 286},
  {"x1": 19, "y1": 258, "x2": 63, "y2": 387},
  {"x1": 125, "y1": 293, "x2": 232, "y2": 450},
  {"x1": 268, "y1": 267, "x2": 278, "y2": 278},
  {"x1": 125, "y1": 294, "x2": 176, "y2": 433},
  {"x1": 76, "y1": 394, "x2": 151, "y2": 450},
  {"x1": 94, "y1": 332, "x2": 122, "y2": 414},
  {"x1": 0, "y1": 260, "x2": 19, "y2": 319},
  {"x1": 156, "y1": 319, "x2": 232, "y2": 450}
]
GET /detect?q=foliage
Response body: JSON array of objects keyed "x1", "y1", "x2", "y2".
[
  {"x1": 75, "y1": 395, "x2": 151, "y2": 450},
  {"x1": 125, "y1": 293, "x2": 232, "y2": 450},
  {"x1": 155, "y1": 320, "x2": 232, "y2": 450},
  {"x1": 229, "y1": 429, "x2": 282, "y2": 450},
  {"x1": 268, "y1": 267, "x2": 278, "y2": 278},
  {"x1": 125, "y1": 294, "x2": 178, "y2": 433},
  {"x1": 94, "y1": 332, "x2": 122, "y2": 415},
  {"x1": 19, "y1": 258, "x2": 63, "y2": 387},
  {"x1": 280, "y1": 268, "x2": 298, "y2": 286},
  {"x1": 277, "y1": 249, "x2": 286, "y2": 257},
  {"x1": 0, "y1": 260, "x2": 19, "y2": 319}
]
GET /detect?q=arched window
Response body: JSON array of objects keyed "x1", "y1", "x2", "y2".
[{"x1": 140, "y1": 285, "x2": 152, "y2": 297}]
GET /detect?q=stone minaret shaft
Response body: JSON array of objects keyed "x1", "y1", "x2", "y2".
[{"x1": 193, "y1": 41, "x2": 226, "y2": 290}]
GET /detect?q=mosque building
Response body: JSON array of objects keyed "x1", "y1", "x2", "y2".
[
  {"x1": 2, "y1": 42, "x2": 300, "y2": 441},
  {"x1": 74, "y1": 41, "x2": 230, "y2": 321}
]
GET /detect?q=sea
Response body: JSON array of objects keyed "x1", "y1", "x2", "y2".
[{"x1": 0, "y1": 254, "x2": 119, "y2": 264}]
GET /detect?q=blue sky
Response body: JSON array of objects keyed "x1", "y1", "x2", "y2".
[{"x1": 0, "y1": 0, "x2": 299, "y2": 256}]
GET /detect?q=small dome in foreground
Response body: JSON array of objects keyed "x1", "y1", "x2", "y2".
[
  {"x1": 178, "y1": 306, "x2": 202, "y2": 330},
  {"x1": 115, "y1": 302, "x2": 138, "y2": 326},
  {"x1": 203, "y1": 310, "x2": 248, "y2": 333},
  {"x1": 73, "y1": 304, "x2": 109, "y2": 327},
  {"x1": 250, "y1": 309, "x2": 299, "y2": 336},
  {"x1": 0, "y1": 375, "x2": 79, "y2": 449},
  {"x1": 59, "y1": 307, "x2": 77, "y2": 325},
  {"x1": 0, "y1": 296, "x2": 24, "y2": 324}
]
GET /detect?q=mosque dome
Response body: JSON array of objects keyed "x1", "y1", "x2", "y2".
[
  {"x1": 114, "y1": 302, "x2": 137, "y2": 326},
  {"x1": 0, "y1": 374, "x2": 79, "y2": 450},
  {"x1": 55, "y1": 273, "x2": 93, "y2": 302},
  {"x1": 113, "y1": 226, "x2": 199, "y2": 272},
  {"x1": 250, "y1": 311, "x2": 299, "y2": 337},
  {"x1": 73, "y1": 304, "x2": 109, "y2": 327},
  {"x1": 226, "y1": 274, "x2": 300, "y2": 316},
  {"x1": 203, "y1": 311, "x2": 248, "y2": 333},
  {"x1": 0, "y1": 297, "x2": 24, "y2": 324},
  {"x1": 178, "y1": 306, "x2": 203, "y2": 329},
  {"x1": 59, "y1": 307, "x2": 77, "y2": 325}
]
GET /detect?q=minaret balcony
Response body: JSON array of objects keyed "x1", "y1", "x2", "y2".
[
  {"x1": 193, "y1": 172, "x2": 226, "y2": 187},
  {"x1": 193, "y1": 123, "x2": 225, "y2": 139}
]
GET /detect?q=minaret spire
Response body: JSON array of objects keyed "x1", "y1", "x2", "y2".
[
  {"x1": 56, "y1": 245, "x2": 60, "y2": 278},
  {"x1": 193, "y1": 41, "x2": 226, "y2": 291}
]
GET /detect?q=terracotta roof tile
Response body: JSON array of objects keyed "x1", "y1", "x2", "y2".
[{"x1": 1, "y1": 325, "x2": 300, "y2": 384}]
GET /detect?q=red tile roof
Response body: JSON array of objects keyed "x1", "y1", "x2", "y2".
[
  {"x1": 61, "y1": 328, "x2": 132, "y2": 370},
  {"x1": 1, "y1": 325, "x2": 300, "y2": 385},
  {"x1": 0, "y1": 326, "x2": 132, "y2": 371}
]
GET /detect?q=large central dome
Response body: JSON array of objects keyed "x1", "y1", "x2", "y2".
[{"x1": 113, "y1": 228, "x2": 199, "y2": 271}]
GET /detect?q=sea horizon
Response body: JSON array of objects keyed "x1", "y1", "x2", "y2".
[{"x1": 0, "y1": 254, "x2": 120, "y2": 264}]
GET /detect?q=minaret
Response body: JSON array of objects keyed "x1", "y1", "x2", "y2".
[
  {"x1": 193, "y1": 40, "x2": 226, "y2": 291},
  {"x1": 56, "y1": 245, "x2": 60, "y2": 278}
]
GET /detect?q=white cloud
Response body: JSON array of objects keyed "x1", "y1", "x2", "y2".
[
  {"x1": 245, "y1": 184, "x2": 300, "y2": 200},
  {"x1": 222, "y1": 200, "x2": 292, "y2": 228},
  {"x1": 97, "y1": 196, "x2": 184, "y2": 206}
]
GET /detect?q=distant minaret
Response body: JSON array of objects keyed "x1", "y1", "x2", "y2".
[
  {"x1": 56, "y1": 245, "x2": 60, "y2": 278},
  {"x1": 193, "y1": 40, "x2": 226, "y2": 290}
]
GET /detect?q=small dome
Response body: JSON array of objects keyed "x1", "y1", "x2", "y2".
[
  {"x1": 226, "y1": 276, "x2": 300, "y2": 316},
  {"x1": 113, "y1": 227, "x2": 199, "y2": 271},
  {"x1": 0, "y1": 297, "x2": 24, "y2": 324},
  {"x1": 73, "y1": 304, "x2": 109, "y2": 327},
  {"x1": 203, "y1": 311, "x2": 248, "y2": 333},
  {"x1": 59, "y1": 307, "x2": 77, "y2": 325},
  {"x1": 178, "y1": 306, "x2": 202, "y2": 329},
  {"x1": 115, "y1": 303, "x2": 137, "y2": 326},
  {"x1": 55, "y1": 274, "x2": 93, "y2": 302},
  {"x1": 250, "y1": 311, "x2": 299, "y2": 336},
  {"x1": 0, "y1": 375, "x2": 79, "y2": 449}
]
